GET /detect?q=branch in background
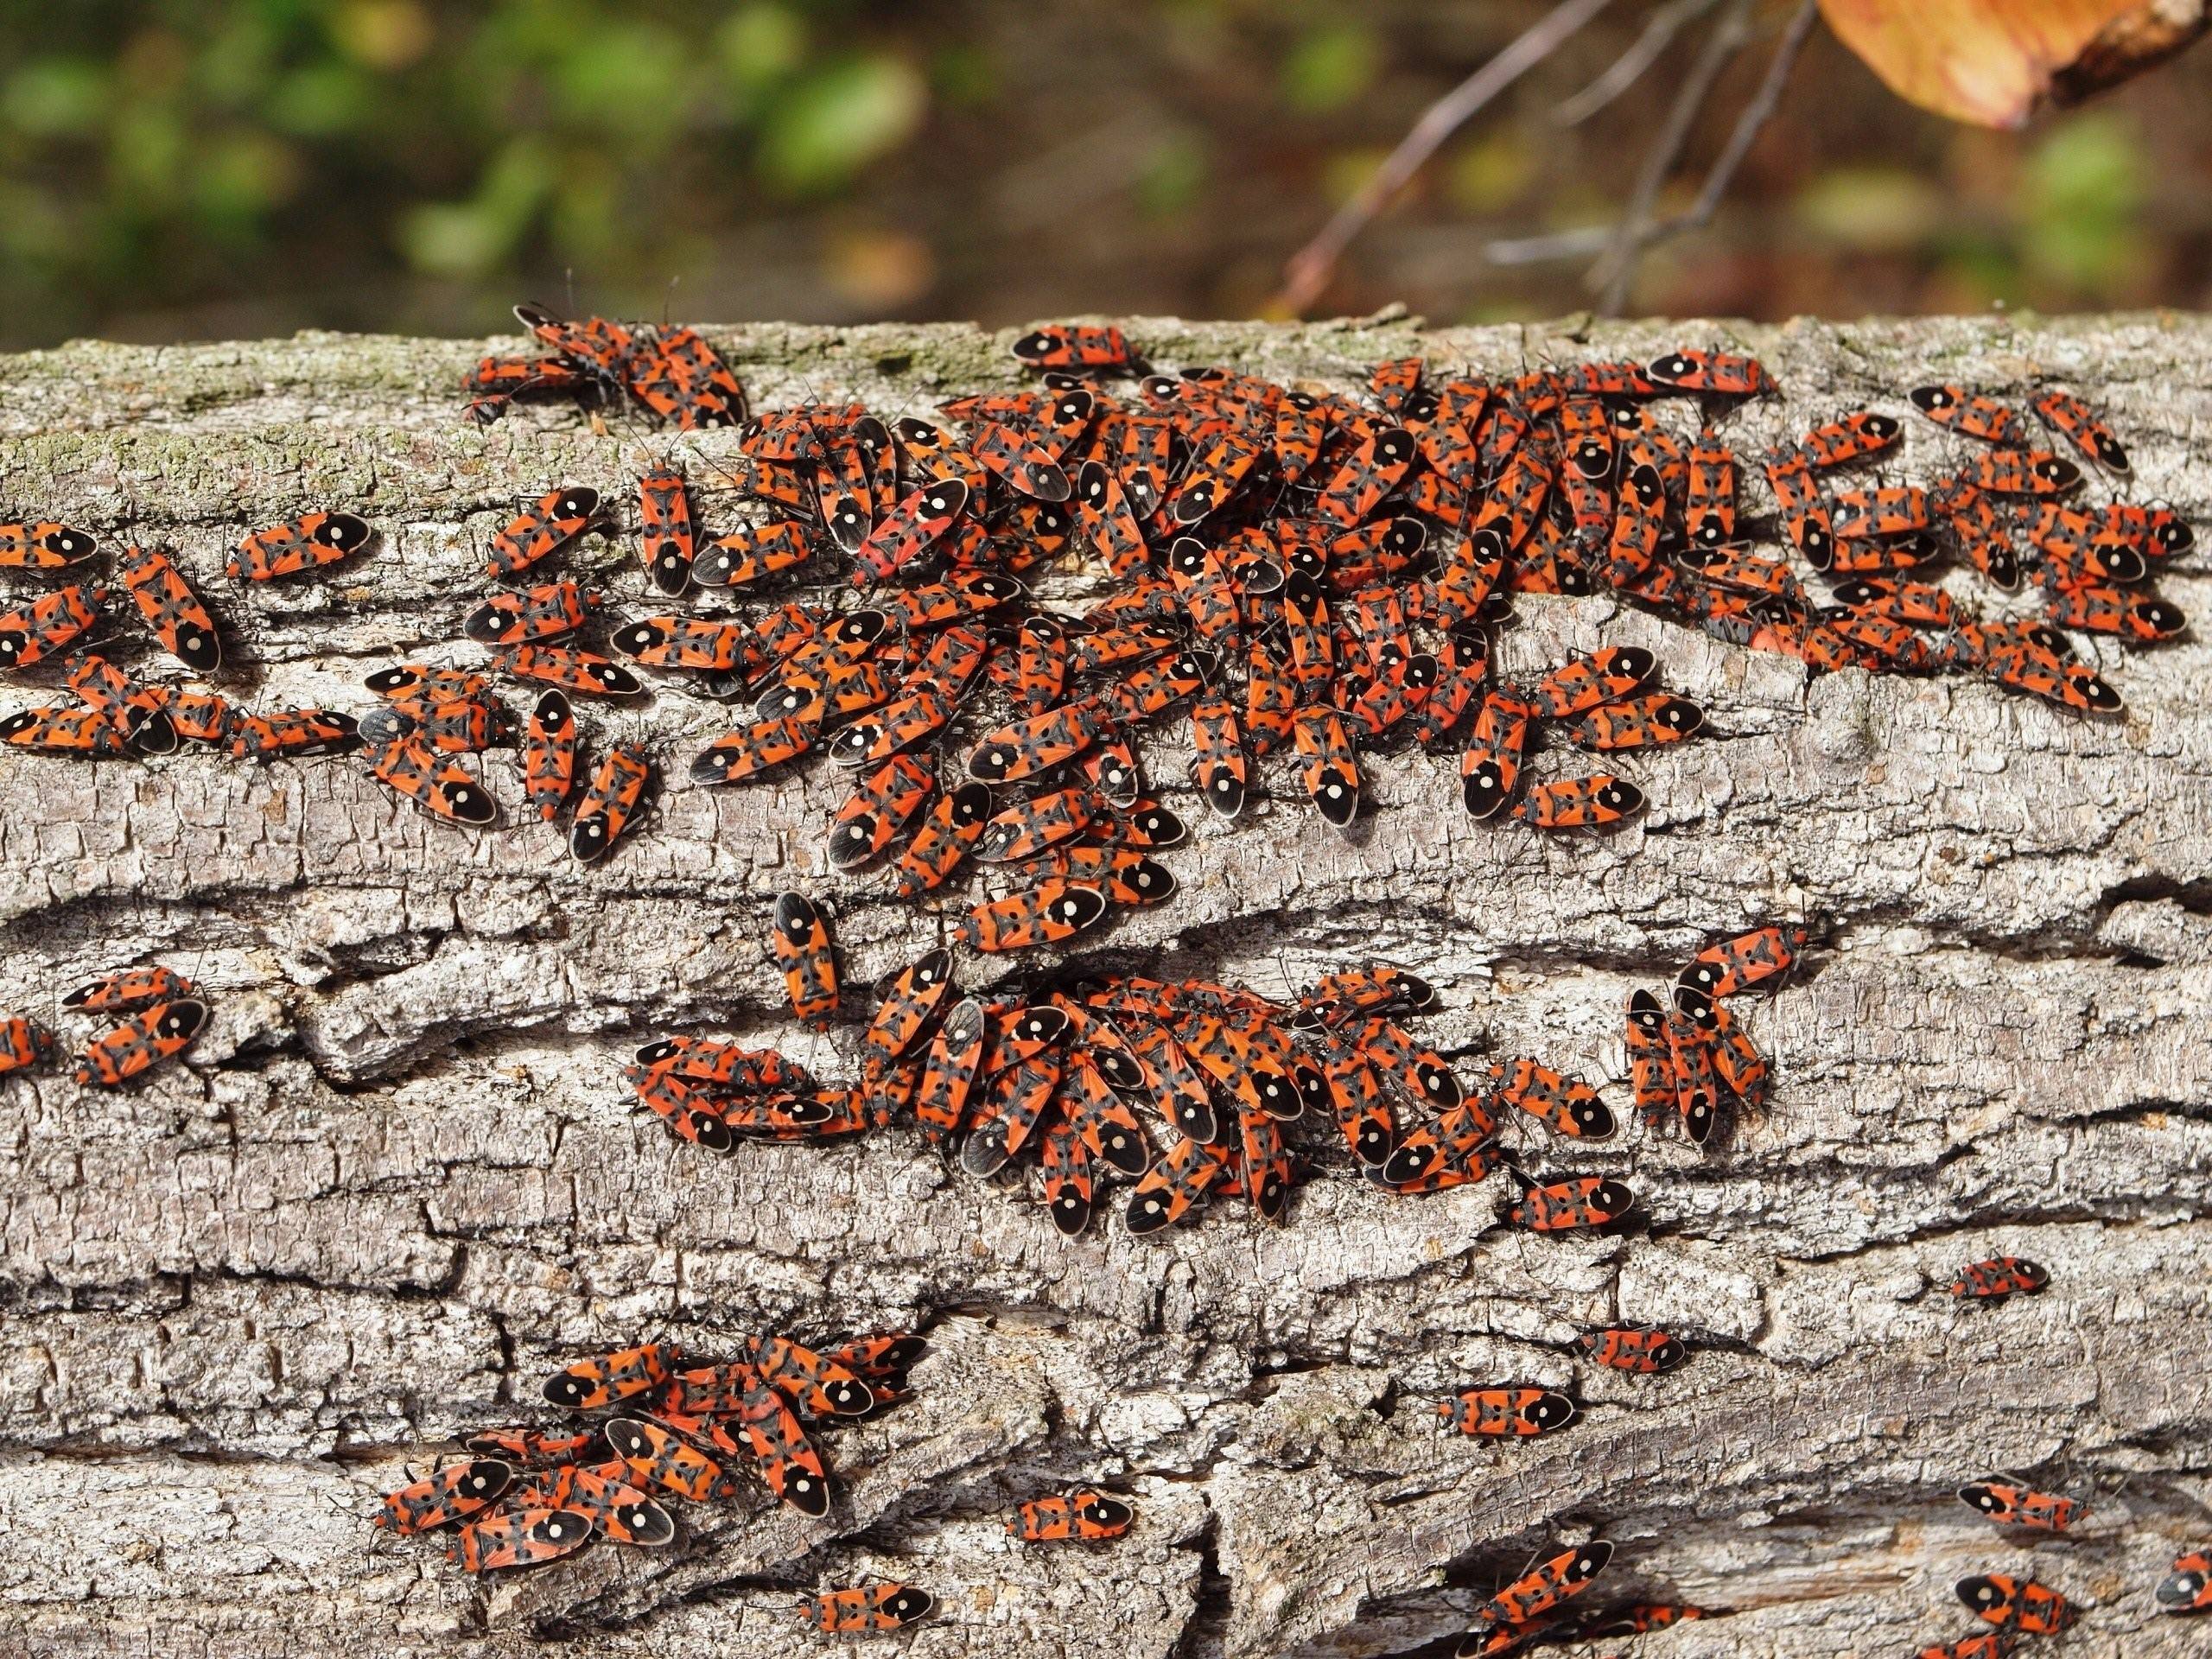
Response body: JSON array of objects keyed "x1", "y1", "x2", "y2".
[
  {"x1": 1587, "y1": 0, "x2": 1756, "y2": 315},
  {"x1": 1484, "y1": 0, "x2": 1820, "y2": 276},
  {"x1": 1274, "y1": 0, "x2": 1616, "y2": 316},
  {"x1": 1553, "y1": 0, "x2": 1725, "y2": 127}
]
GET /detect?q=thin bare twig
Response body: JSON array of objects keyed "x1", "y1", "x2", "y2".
[
  {"x1": 1587, "y1": 0, "x2": 1755, "y2": 315},
  {"x1": 1676, "y1": 0, "x2": 1821, "y2": 229},
  {"x1": 1553, "y1": 0, "x2": 1725, "y2": 126},
  {"x1": 1274, "y1": 0, "x2": 1616, "y2": 316},
  {"x1": 1484, "y1": 0, "x2": 1820, "y2": 272}
]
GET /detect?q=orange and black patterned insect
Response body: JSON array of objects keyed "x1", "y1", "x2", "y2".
[
  {"x1": 627, "y1": 1060, "x2": 740, "y2": 1150},
  {"x1": 65, "y1": 964, "x2": 196, "y2": 1014},
  {"x1": 1950, "y1": 1256, "x2": 2048, "y2": 1303},
  {"x1": 1516, "y1": 774, "x2": 1643, "y2": 831},
  {"x1": 1684, "y1": 429, "x2": 1735, "y2": 548},
  {"x1": 797, "y1": 1584, "x2": 936, "y2": 1633},
  {"x1": 1, "y1": 1016, "x2": 57, "y2": 1074},
  {"x1": 67, "y1": 655, "x2": 176, "y2": 753},
  {"x1": 0, "y1": 706, "x2": 123, "y2": 756},
  {"x1": 1562, "y1": 692, "x2": 1702, "y2": 750},
  {"x1": 741, "y1": 1335, "x2": 875, "y2": 1418},
  {"x1": 1125, "y1": 1130, "x2": 1230, "y2": 1236},
  {"x1": 74, "y1": 999, "x2": 207, "y2": 1086},
  {"x1": 486, "y1": 487, "x2": 600, "y2": 578},
  {"x1": 1675, "y1": 924, "x2": 1808, "y2": 1023},
  {"x1": 974, "y1": 784, "x2": 1097, "y2": 866},
  {"x1": 627, "y1": 325, "x2": 747, "y2": 428},
  {"x1": 367, "y1": 730, "x2": 498, "y2": 827},
  {"x1": 771, "y1": 893, "x2": 839, "y2": 1025},
  {"x1": 1624, "y1": 989, "x2": 1675, "y2": 1128},
  {"x1": 606, "y1": 1415, "x2": 734, "y2": 1503},
  {"x1": 1458, "y1": 1541, "x2": 1615, "y2": 1654},
  {"x1": 2157, "y1": 1549, "x2": 2212, "y2": 1614},
  {"x1": 0, "y1": 583, "x2": 105, "y2": 671},
  {"x1": 691, "y1": 711, "x2": 817, "y2": 786},
  {"x1": 1956, "y1": 1575, "x2": 2075, "y2": 1634},
  {"x1": 1313, "y1": 423, "x2": 1418, "y2": 527},
  {"x1": 511, "y1": 1459, "x2": 674, "y2": 1547},
  {"x1": 888, "y1": 781, "x2": 991, "y2": 898},
  {"x1": 692, "y1": 519, "x2": 809, "y2": 589},
  {"x1": 1439, "y1": 1388, "x2": 1579, "y2": 1438},
  {"x1": 1490, "y1": 1058, "x2": 1614, "y2": 1140},
  {"x1": 1970, "y1": 448, "x2": 2081, "y2": 497},
  {"x1": 861, "y1": 949, "x2": 955, "y2": 1071},
  {"x1": 720, "y1": 1364, "x2": 831, "y2": 1514},
  {"x1": 1704, "y1": 1002, "x2": 1769, "y2": 1106},
  {"x1": 462, "y1": 1426, "x2": 609, "y2": 1467},
  {"x1": 827, "y1": 753, "x2": 935, "y2": 870},
  {"x1": 1760, "y1": 448, "x2": 1835, "y2": 569},
  {"x1": 1574, "y1": 1326, "x2": 1685, "y2": 1372},
  {"x1": 1292, "y1": 705, "x2": 1361, "y2": 830},
  {"x1": 543, "y1": 1344, "x2": 678, "y2": 1410},
  {"x1": 0, "y1": 520, "x2": 99, "y2": 569},
  {"x1": 1014, "y1": 322, "x2": 1135, "y2": 370},
  {"x1": 2031, "y1": 388, "x2": 2128, "y2": 473},
  {"x1": 1910, "y1": 385, "x2": 2027, "y2": 444},
  {"x1": 520, "y1": 690, "x2": 577, "y2": 821},
  {"x1": 1662, "y1": 1006, "x2": 1720, "y2": 1144},
  {"x1": 1797, "y1": 410, "x2": 1900, "y2": 468},
  {"x1": 1507, "y1": 1175, "x2": 1633, "y2": 1231},
  {"x1": 1529, "y1": 647, "x2": 1656, "y2": 719},
  {"x1": 447, "y1": 1506, "x2": 595, "y2": 1573},
  {"x1": 1646, "y1": 349, "x2": 1774, "y2": 396},
  {"x1": 569, "y1": 743, "x2": 653, "y2": 863},
  {"x1": 1958, "y1": 1480, "x2": 2086, "y2": 1533},
  {"x1": 374, "y1": 1459, "x2": 515, "y2": 1534},
  {"x1": 1012, "y1": 1489, "x2": 1135, "y2": 1541},
  {"x1": 497, "y1": 645, "x2": 644, "y2": 698},
  {"x1": 226, "y1": 708, "x2": 359, "y2": 762},
  {"x1": 116, "y1": 543, "x2": 224, "y2": 673},
  {"x1": 1460, "y1": 687, "x2": 1532, "y2": 820},
  {"x1": 635, "y1": 467, "x2": 697, "y2": 596},
  {"x1": 228, "y1": 512, "x2": 373, "y2": 581},
  {"x1": 610, "y1": 615, "x2": 760, "y2": 676},
  {"x1": 967, "y1": 697, "x2": 1109, "y2": 785},
  {"x1": 853, "y1": 478, "x2": 969, "y2": 585}
]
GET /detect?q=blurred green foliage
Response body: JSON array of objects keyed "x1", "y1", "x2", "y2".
[
  {"x1": 0, "y1": 0, "x2": 942, "y2": 340},
  {"x1": 0, "y1": 1, "x2": 2194, "y2": 346}
]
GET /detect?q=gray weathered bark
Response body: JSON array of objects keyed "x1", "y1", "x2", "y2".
[{"x1": 0, "y1": 313, "x2": 2208, "y2": 1659}]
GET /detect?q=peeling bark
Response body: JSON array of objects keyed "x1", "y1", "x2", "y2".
[{"x1": 1, "y1": 312, "x2": 2209, "y2": 1658}]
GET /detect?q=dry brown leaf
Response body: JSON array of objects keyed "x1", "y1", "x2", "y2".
[{"x1": 1820, "y1": 0, "x2": 2145, "y2": 125}]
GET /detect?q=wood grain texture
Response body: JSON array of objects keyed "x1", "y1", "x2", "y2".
[{"x1": 1, "y1": 312, "x2": 2208, "y2": 1657}]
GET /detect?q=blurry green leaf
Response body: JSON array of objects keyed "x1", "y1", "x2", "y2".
[
  {"x1": 757, "y1": 54, "x2": 925, "y2": 197},
  {"x1": 1793, "y1": 166, "x2": 1944, "y2": 251},
  {"x1": 2020, "y1": 111, "x2": 2147, "y2": 290},
  {"x1": 398, "y1": 137, "x2": 554, "y2": 276},
  {"x1": 266, "y1": 63, "x2": 378, "y2": 139},
  {"x1": 111, "y1": 105, "x2": 188, "y2": 202},
  {"x1": 552, "y1": 22, "x2": 690, "y2": 144},
  {"x1": 931, "y1": 44, "x2": 997, "y2": 108},
  {"x1": 0, "y1": 183, "x2": 69, "y2": 264},
  {"x1": 1319, "y1": 145, "x2": 1392, "y2": 208},
  {"x1": 191, "y1": 132, "x2": 301, "y2": 239},
  {"x1": 3, "y1": 59, "x2": 107, "y2": 139},
  {"x1": 1279, "y1": 22, "x2": 1381, "y2": 114},
  {"x1": 550, "y1": 160, "x2": 622, "y2": 262},
  {"x1": 1136, "y1": 129, "x2": 1210, "y2": 219},
  {"x1": 1444, "y1": 132, "x2": 1534, "y2": 215},
  {"x1": 718, "y1": 3, "x2": 808, "y2": 95},
  {"x1": 331, "y1": 1, "x2": 438, "y2": 73}
]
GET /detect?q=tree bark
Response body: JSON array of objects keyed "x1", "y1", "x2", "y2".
[{"x1": 1, "y1": 311, "x2": 2208, "y2": 1659}]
